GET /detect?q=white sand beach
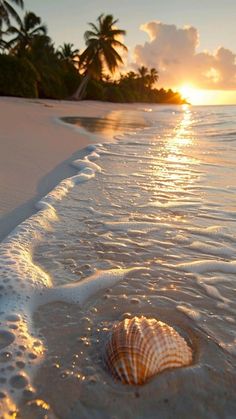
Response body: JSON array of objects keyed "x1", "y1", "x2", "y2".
[
  {"x1": 0, "y1": 98, "x2": 236, "y2": 418},
  {"x1": 0, "y1": 97, "x2": 137, "y2": 241}
]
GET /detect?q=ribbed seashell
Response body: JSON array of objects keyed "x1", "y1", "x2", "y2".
[{"x1": 104, "y1": 316, "x2": 192, "y2": 385}]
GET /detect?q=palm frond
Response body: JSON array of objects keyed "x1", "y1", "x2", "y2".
[
  {"x1": 30, "y1": 24, "x2": 47, "y2": 36},
  {"x1": 101, "y1": 42, "x2": 124, "y2": 72},
  {"x1": 81, "y1": 13, "x2": 127, "y2": 80},
  {"x1": 10, "y1": 0, "x2": 24, "y2": 7},
  {"x1": 4, "y1": 10, "x2": 48, "y2": 54},
  {"x1": 107, "y1": 28, "x2": 126, "y2": 37},
  {"x1": 3, "y1": 2, "x2": 21, "y2": 25},
  {"x1": 84, "y1": 30, "x2": 98, "y2": 43},
  {"x1": 87, "y1": 22, "x2": 99, "y2": 34},
  {"x1": 109, "y1": 39, "x2": 128, "y2": 51}
]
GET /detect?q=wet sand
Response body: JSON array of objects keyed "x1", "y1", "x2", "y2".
[
  {"x1": 1, "y1": 101, "x2": 236, "y2": 418},
  {"x1": 0, "y1": 97, "x2": 144, "y2": 241},
  {"x1": 30, "y1": 294, "x2": 234, "y2": 419}
]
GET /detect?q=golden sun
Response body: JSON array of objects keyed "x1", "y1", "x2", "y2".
[
  {"x1": 179, "y1": 84, "x2": 206, "y2": 105},
  {"x1": 179, "y1": 85, "x2": 236, "y2": 106}
]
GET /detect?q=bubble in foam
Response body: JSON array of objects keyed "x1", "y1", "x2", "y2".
[
  {"x1": 9, "y1": 326, "x2": 18, "y2": 333},
  {"x1": 22, "y1": 387, "x2": 36, "y2": 400},
  {"x1": 16, "y1": 361, "x2": 25, "y2": 369},
  {"x1": 0, "y1": 352, "x2": 12, "y2": 363},
  {"x1": 130, "y1": 297, "x2": 141, "y2": 305},
  {"x1": 6, "y1": 314, "x2": 21, "y2": 323},
  {"x1": 10, "y1": 373, "x2": 29, "y2": 389},
  {"x1": 0, "y1": 330, "x2": 15, "y2": 349},
  {"x1": 28, "y1": 353, "x2": 37, "y2": 360}
]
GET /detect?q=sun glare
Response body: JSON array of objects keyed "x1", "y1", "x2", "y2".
[
  {"x1": 179, "y1": 84, "x2": 206, "y2": 105},
  {"x1": 178, "y1": 84, "x2": 236, "y2": 105}
]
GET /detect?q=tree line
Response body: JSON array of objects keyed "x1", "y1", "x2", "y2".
[{"x1": 0, "y1": 1, "x2": 186, "y2": 104}]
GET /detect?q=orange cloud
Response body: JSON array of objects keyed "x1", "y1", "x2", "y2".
[{"x1": 134, "y1": 21, "x2": 236, "y2": 90}]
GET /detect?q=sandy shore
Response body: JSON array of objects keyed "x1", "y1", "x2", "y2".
[{"x1": 0, "y1": 97, "x2": 141, "y2": 241}]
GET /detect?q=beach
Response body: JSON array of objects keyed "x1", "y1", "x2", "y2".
[
  {"x1": 0, "y1": 100, "x2": 235, "y2": 418},
  {"x1": 0, "y1": 0, "x2": 235, "y2": 415},
  {"x1": 0, "y1": 97, "x2": 141, "y2": 241}
]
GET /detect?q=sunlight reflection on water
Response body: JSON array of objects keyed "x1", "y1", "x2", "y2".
[{"x1": 31, "y1": 105, "x2": 236, "y2": 418}]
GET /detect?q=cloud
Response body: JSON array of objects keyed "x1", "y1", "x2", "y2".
[{"x1": 133, "y1": 21, "x2": 236, "y2": 89}]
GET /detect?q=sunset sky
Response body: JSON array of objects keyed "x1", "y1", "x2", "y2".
[{"x1": 24, "y1": 0, "x2": 236, "y2": 105}]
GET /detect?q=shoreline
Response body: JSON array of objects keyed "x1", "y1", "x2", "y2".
[{"x1": 0, "y1": 97, "x2": 145, "y2": 242}]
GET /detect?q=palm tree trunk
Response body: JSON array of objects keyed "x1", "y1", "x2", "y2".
[{"x1": 72, "y1": 74, "x2": 90, "y2": 100}]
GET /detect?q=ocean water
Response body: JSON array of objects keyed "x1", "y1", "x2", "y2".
[{"x1": 0, "y1": 104, "x2": 236, "y2": 418}]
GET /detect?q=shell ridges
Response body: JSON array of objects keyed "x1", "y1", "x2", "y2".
[{"x1": 105, "y1": 316, "x2": 193, "y2": 385}]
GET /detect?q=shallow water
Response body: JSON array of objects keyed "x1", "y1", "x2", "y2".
[
  {"x1": 61, "y1": 109, "x2": 148, "y2": 137},
  {"x1": 0, "y1": 104, "x2": 236, "y2": 418}
]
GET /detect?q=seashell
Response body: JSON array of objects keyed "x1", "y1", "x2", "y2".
[{"x1": 104, "y1": 316, "x2": 192, "y2": 385}]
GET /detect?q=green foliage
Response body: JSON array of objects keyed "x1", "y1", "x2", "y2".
[
  {"x1": 120, "y1": 86, "x2": 138, "y2": 103},
  {"x1": 85, "y1": 79, "x2": 106, "y2": 101},
  {"x1": 0, "y1": 53, "x2": 38, "y2": 97},
  {"x1": 7, "y1": 11, "x2": 47, "y2": 54},
  {"x1": 57, "y1": 43, "x2": 79, "y2": 65},
  {"x1": 0, "y1": 0, "x2": 23, "y2": 27},
  {"x1": 61, "y1": 63, "x2": 82, "y2": 97},
  {"x1": 26, "y1": 35, "x2": 80, "y2": 99},
  {"x1": 0, "y1": 7, "x2": 185, "y2": 104},
  {"x1": 105, "y1": 84, "x2": 124, "y2": 102},
  {"x1": 106, "y1": 69, "x2": 186, "y2": 104},
  {"x1": 80, "y1": 14, "x2": 127, "y2": 80},
  {"x1": 0, "y1": 31, "x2": 81, "y2": 100}
]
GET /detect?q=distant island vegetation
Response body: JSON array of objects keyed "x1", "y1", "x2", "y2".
[{"x1": 0, "y1": 1, "x2": 186, "y2": 104}]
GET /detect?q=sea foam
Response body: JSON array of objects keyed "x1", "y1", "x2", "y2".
[
  {"x1": 0, "y1": 143, "x2": 146, "y2": 415},
  {"x1": 175, "y1": 259, "x2": 236, "y2": 274},
  {"x1": 1, "y1": 105, "x2": 236, "y2": 416}
]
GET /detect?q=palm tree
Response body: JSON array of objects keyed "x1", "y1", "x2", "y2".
[
  {"x1": 123, "y1": 71, "x2": 137, "y2": 80},
  {"x1": 7, "y1": 11, "x2": 47, "y2": 54},
  {"x1": 57, "y1": 42, "x2": 79, "y2": 68},
  {"x1": 0, "y1": 0, "x2": 23, "y2": 49},
  {"x1": 73, "y1": 13, "x2": 127, "y2": 100},
  {"x1": 138, "y1": 66, "x2": 149, "y2": 86},
  {"x1": 0, "y1": 36, "x2": 6, "y2": 51},
  {"x1": 0, "y1": 0, "x2": 23, "y2": 26},
  {"x1": 138, "y1": 66, "x2": 148, "y2": 78},
  {"x1": 0, "y1": 25, "x2": 7, "y2": 50},
  {"x1": 147, "y1": 67, "x2": 159, "y2": 89}
]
